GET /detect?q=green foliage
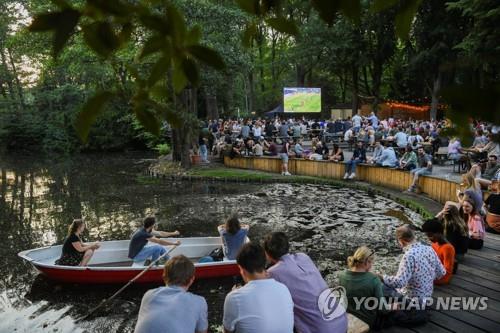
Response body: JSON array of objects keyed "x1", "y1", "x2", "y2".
[{"x1": 155, "y1": 143, "x2": 172, "y2": 156}]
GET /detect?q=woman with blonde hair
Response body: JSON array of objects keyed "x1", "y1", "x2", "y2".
[
  {"x1": 55, "y1": 219, "x2": 100, "y2": 266},
  {"x1": 457, "y1": 172, "x2": 483, "y2": 214},
  {"x1": 339, "y1": 246, "x2": 384, "y2": 329}
]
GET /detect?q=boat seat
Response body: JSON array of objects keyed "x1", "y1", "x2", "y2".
[{"x1": 132, "y1": 260, "x2": 146, "y2": 267}]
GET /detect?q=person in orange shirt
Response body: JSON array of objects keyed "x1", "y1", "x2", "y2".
[{"x1": 421, "y1": 218, "x2": 456, "y2": 285}]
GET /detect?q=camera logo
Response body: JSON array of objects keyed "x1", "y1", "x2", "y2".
[{"x1": 317, "y1": 286, "x2": 347, "y2": 321}]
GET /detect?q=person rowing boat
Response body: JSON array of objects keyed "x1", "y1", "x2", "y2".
[{"x1": 128, "y1": 216, "x2": 181, "y2": 265}]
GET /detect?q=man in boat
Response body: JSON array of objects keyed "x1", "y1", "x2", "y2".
[
  {"x1": 128, "y1": 216, "x2": 181, "y2": 265},
  {"x1": 223, "y1": 242, "x2": 294, "y2": 333},
  {"x1": 134, "y1": 255, "x2": 208, "y2": 333}
]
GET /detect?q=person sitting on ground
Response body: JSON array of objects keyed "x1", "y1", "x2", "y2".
[
  {"x1": 264, "y1": 232, "x2": 348, "y2": 333},
  {"x1": 339, "y1": 246, "x2": 384, "y2": 330},
  {"x1": 367, "y1": 141, "x2": 384, "y2": 164},
  {"x1": 328, "y1": 143, "x2": 344, "y2": 162},
  {"x1": 344, "y1": 141, "x2": 367, "y2": 180},
  {"x1": 135, "y1": 255, "x2": 208, "y2": 333},
  {"x1": 436, "y1": 203, "x2": 468, "y2": 263},
  {"x1": 398, "y1": 145, "x2": 417, "y2": 171},
  {"x1": 407, "y1": 146, "x2": 433, "y2": 193},
  {"x1": 460, "y1": 197, "x2": 485, "y2": 249},
  {"x1": 223, "y1": 243, "x2": 294, "y2": 333},
  {"x1": 294, "y1": 138, "x2": 304, "y2": 158},
  {"x1": 128, "y1": 216, "x2": 181, "y2": 265},
  {"x1": 379, "y1": 225, "x2": 445, "y2": 326},
  {"x1": 376, "y1": 142, "x2": 398, "y2": 167},
  {"x1": 55, "y1": 219, "x2": 100, "y2": 266},
  {"x1": 485, "y1": 180, "x2": 500, "y2": 234},
  {"x1": 217, "y1": 215, "x2": 249, "y2": 260},
  {"x1": 421, "y1": 219, "x2": 455, "y2": 285}
]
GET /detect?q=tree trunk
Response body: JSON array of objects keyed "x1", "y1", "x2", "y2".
[
  {"x1": 430, "y1": 72, "x2": 441, "y2": 120},
  {"x1": 296, "y1": 64, "x2": 306, "y2": 86},
  {"x1": 247, "y1": 72, "x2": 254, "y2": 113},
  {"x1": 7, "y1": 47, "x2": 25, "y2": 108},
  {"x1": 172, "y1": 88, "x2": 198, "y2": 168},
  {"x1": 351, "y1": 65, "x2": 359, "y2": 115}
]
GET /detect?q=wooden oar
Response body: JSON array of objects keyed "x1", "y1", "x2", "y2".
[{"x1": 75, "y1": 244, "x2": 179, "y2": 322}]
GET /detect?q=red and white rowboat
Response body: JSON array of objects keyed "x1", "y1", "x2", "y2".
[{"x1": 18, "y1": 237, "x2": 240, "y2": 284}]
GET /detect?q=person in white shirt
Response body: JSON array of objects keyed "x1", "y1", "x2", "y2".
[
  {"x1": 344, "y1": 128, "x2": 354, "y2": 143},
  {"x1": 352, "y1": 113, "x2": 362, "y2": 133},
  {"x1": 223, "y1": 243, "x2": 294, "y2": 333}
]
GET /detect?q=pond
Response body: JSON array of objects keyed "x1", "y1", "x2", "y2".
[{"x1": 0, "y1": 153, "x2": 424, "y2": 333}]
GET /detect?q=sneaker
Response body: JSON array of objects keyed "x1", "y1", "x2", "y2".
[
  {"x1": 406, "y1": 187, "x2": 415, "y2": 193},
  {"x1": 284, "y1": 172, "x2": 292, "y2": 176},
  {"x1": 348, "y1": 173, "x2": 356, "y2": 179},
  {"x1": 343, "y1": 173, "x2": 349, "y2": 179},
  {"x1": 281, "y1": 172, "x2": 285, "y2": 175}
]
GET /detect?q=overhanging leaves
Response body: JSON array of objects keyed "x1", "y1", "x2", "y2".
[
  {"x1": 187, "y1": 45, "x2": 225, "y2": 70},
  {"x1": 265, "y1": 17, "x2": 299, "y2": 36},
  {"x1": 235, "y1": 0, "x2": 260, "y2": 16},
  {"x1": 181, "y1": 57, "x2": 200, "y2": 86},
  {"x1": 29, "y1": 8, "x2": 81, "y2": 57},
  {"x1": 395, "y1": 0, "x2": 422, "y2": 40},
  {"x1": 148, "y1": 56, "x2": 171, "y2": 87},
  {"x1": 134, "y1": 102, "x2": 161, "y2": 137},
  {"x1": 75, "y1": 91, "x2": 114, "y2": 142},
  {"x1": 82, "y1": 22, "x2": 120, "y2": 58}
]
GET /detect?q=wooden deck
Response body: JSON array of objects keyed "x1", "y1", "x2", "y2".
[
  {"x1": 223, "y1": 156, "x2": 500, "y2": 332},
  {"x1": 381, "y1": 233, "x2": 500, "y2": 333}
]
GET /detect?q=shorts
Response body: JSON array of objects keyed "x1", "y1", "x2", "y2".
[{"x1": 279, "y1": 153, "x2": 289, "y2": 163}]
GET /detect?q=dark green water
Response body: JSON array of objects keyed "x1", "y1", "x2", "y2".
[{"x1": 0, "y1": 153, "x2": 421, "y2": 333}]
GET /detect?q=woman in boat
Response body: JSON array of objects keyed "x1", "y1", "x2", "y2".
[
  {"x1": 217, "y1": 215, "x2": 249, "y2": 260},
  {"x1": 55, "y1": 219, "x2": 100, "y2": 266}
]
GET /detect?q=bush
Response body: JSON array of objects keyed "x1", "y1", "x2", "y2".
[{"x1": 155, "y1": 143, "x2": 171, "y2": 156}]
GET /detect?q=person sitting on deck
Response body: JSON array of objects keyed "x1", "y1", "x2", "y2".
[
  {"x1": 470, "y1": 154, "x2": 500, "y2": 189},
  {"x1": 344, "y1": 141, "x2": 367, "y2": 180},
  {"x1": 55, "y1": 219, "x2": 100, "y2": 266},
  {"x1": 128, "y1": 217, "x2": 180, "y2": 265},
  {"x1": 339, "y1": 246, "x2": 384, "y2": 330},
  {"x1": 457, "y1": 172, "x2": 484, "y2": 214},
  {"x1": 328, "y1": 143, "x2": 344, "y2": 162},
  {"x1": 460, "y1": 197, "x2": 485, "y2": 249},
  {"x1": 398, "y1": 145, "x2": 417, "y2": 171},
  {"x1": 223, "y1": 243, "x2": 294, "y2": 333},
  {"x1": 294, "y1": 138, "x2": 304, "y2": 158},
  {"x1": 421, "y1": 218, "x2": 455, "y2": 285},
  {"x1": 134, "y1": 255, "x2": 208, "y2": 333},
  {"x1": 367, "y1": 141, "x2": 383, "y2": 164},
  {"x1": 436, "y1": 203, "x2": 469, "y2": 264},
  {"x1": 376, "y1": 141, "x2": 398, "y2": 167},
  {"x1": 485, "y1": 180, "x2": 500, "y2": 234},
  {"x1": 217, "y1": 214, "x2": 249, "y2": 260},
  {"x1": 378, "y1": 225, "x2": 445, "y2": 327},
  {"x1": 264, "y1": 232, "x2": 348, "y2": 333},
  {"x1": 406, "y1": 146, "x2": 433, "y2": 193}
]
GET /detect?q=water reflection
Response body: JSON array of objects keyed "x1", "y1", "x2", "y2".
[{"x1": 0, "y1": 153, "x2": 422, "y2": 332}]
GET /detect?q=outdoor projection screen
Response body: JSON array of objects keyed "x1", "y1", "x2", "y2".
[{"x1": 283, "y1": 87, "x2": 321, "y2": 113}]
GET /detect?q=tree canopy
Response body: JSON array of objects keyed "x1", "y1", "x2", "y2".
[{"x1": 0, "y1": 0, "x2": 498, "y2": 155}]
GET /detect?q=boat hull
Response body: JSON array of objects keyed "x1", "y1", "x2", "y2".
[{"x1": 32, "y1": 262, "x2": 240, "y2": 284}]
